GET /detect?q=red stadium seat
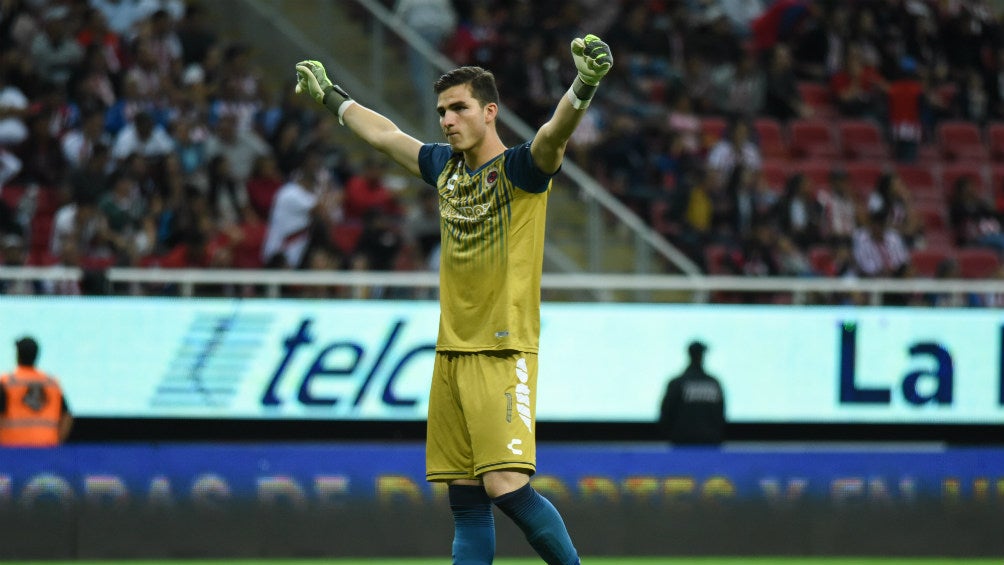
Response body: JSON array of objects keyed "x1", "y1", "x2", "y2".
[
  {"x1": 924, "y1": 229, "x2": 955, "y2": 253},
  {"x1": 838, "y1": 119, "x2": 890, "y2": 161},
  {"x1": 753, "y1": 118, "x2": 788, "y2": 159},
  {"x1": 808, "y1": 246, "x2": 835, "y2": 276},
  {"x1": 794, "y1": 159, "x2": 836, "y2": 192},
  {"x1": 895, "y1": 164, "x2": 937, "y2": 191},
  {"x1": 936, "y1": 120, "x2": 989, "y2": 162},
  {"x1": 760, "y1": 159, "x2": 791, "y2": 189},
  {"x1": 845, "y1": 161, "x2": 886, "y2": 199},
  {"x1": 915, "y1": 201, "x2": 948, "y2": 232},
  {"x1": 331, "y1": 222, "x2": 364, "y2": 255},
  {"x1": 703, "y1": 244, "x2": 730, "y2": 275},
  {"x1": 797, "y1": 82, "x2": 836, "y2": 119},
  {"x1": 910, "y1": 248, "x2": 951, "y2": 278},
  {"x1": 789, "y1": 118, "x2": 839, "y2": 159},
  {"x1": 232, "y1": 221, "x2": 266, "y2": 269},
  {"x1": 988, "y1": 122, "x2": 1004, "y2": 162},
  {"x1": 956, "y1": 247, "x2": 1001, "y2": 278}
]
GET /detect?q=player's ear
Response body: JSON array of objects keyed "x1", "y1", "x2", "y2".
[{"x1": 483, "y1": 101, "x2": 498, "y2": 123}]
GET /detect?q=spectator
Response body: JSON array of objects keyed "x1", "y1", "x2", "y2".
[
  {"x1": 776, "y1": 172, "x2": 821, "y2": 249},
  {"x1": 343, "y1": 157, "x2": 401, "y2": 222},
  {"x1": 886, "y1": 56, "x2": 925, "y2": 162},
  {"x1": 91, "y1": 0, "x2": 153, "y2": 36},
  {"x1": 61, "y1": 110, "x2": 111, "y2": 169},
  {"x1": 206, "y1": 153, "x2": 249, "y2": 227},
  {"x1": 776, "y1": 233, "x2": 815, "y2": 277},
  {"x1": 0, "y1": 336, "x2": 73, "y2": 447},
  {"x1": 204, "y1": 113, "x2": 271, "y2": 185},
  {"x1": 667, "y1": 94, "x2": 702, "y2": 157},
  {"x1": 175, "y1": 1, "x2": 217, "y2": 68},
  {"x1": 706, "y1": 118, "x2": 761, "y2": 191},
  {"x1": 98, "y1": 171, "x2": 145, "y2": 262},
  {"x1": 741, "y1": 220, "x2": 781, "y2": 278},
  {"x1": 714, "y1": 48, "x2": 765, "y2": 118},
  {"x1": 867, "y1": 171, "x2": 921, "y2": 248},
  {"x1": 763, "y1": 43, "x2": 809, "y2": 121},
  {"x1": 245, "y1": 154, "x2": 283, "y2": 220},
  {"x1": 29, "y1": 6, "x2": 84, "y2": 90},
  {"x1": 852, "y1": 210, "x2": 910, "y2": 279},
  {"x1": 352, "y1": 208, "x2": 403, "y2": 274},
  {"x1": 0, "y1": 70, "x2": 29, "y2": 146},
  {"x1": 817, "y1": 168, "x2": 858, "y2": 247},
  {"x1": 0, "y1": 149, "x2": 23, "y2": 237},
  {"x1": 0, "y1": 233, "x2": 38, "y2": 293},
  {"x1": 13, "y1": 111, "x2": 68, "y2": 187},
  {"x1": 829, "y1": 44, "x2": 887, "y2": 120},
  {"x1": 261, "y1": 146, "x2": 342, "y2": 269},
  {"x1": 658, "y1": 340, "x2": 726, "y2": 446},
  {"x1": 50, "y1": 190, "x2": 118, "y2": 262},
  {"x1": 949, "y1": 175, "x2": 1004, "y2": 255},
  {"x1": 111, "y1": 111, "x2": 175, "y2": 163}
]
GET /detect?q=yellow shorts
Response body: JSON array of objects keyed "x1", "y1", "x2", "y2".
[{"x1": 425, "y1": 350, "x2": 537, "y2": 482}]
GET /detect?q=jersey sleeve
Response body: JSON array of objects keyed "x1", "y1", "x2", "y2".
[
  {"x1": 503, "y1": 141, "x2": 554, "y2": 194},
  {"x1": 418, "y1": 143, "x2": 454, "y2": 187}
]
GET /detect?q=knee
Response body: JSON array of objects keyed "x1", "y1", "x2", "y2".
[{"x1": 481, "y1": 470, "x2": 530, "y2": 499}]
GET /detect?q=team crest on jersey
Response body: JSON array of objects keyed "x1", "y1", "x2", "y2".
[{"x1": 485, "y1": 168, "x2": 499, "y2": 189}]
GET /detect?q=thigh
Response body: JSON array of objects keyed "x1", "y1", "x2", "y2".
[
  {"x1": 460, "y1": 351, "x2": 538, "y2": 477},
  {"x1": 426, "y1": 352, "x2": 474, "y2": 482}
]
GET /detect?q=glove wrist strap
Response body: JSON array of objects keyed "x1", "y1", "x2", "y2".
[
  {"x1": 322, "y1": 84, "x2": 354, "y2": 124},
  {"x1": 566, "y1": 75, "x2": 598, "y2": 110}
]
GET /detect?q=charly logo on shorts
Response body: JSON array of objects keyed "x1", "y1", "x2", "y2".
[
  {"x1": 514, "y1": 358, "x2": 532, "y2": 432},
  {"x1": 507, "y1": 438, "x2": 523, "y2": 455}
]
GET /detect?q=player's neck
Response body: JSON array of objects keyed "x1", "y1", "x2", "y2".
[{"x1": 463, "y1": 133, "x2": 506, "y2": 171}]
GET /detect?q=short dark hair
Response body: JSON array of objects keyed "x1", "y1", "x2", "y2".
[
  {"x1": 15, "y1": 336, "x2": 38, "y2": 366},
  {"x1": 434, "y1": 66, "x2": 499, "y2": 108}
]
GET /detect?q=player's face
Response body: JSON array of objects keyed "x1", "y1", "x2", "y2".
[{"x1": 437, "y1": 84, "x2": 490, "y2": 152}]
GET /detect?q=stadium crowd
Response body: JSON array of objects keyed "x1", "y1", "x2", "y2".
[{"x1": 2, "y1": 0, "x2": 1004, "y2": 306}]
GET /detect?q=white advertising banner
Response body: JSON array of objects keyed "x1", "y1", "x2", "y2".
[{"x1": 0, "y1": 298, "x2": 1001, "y2": 424}]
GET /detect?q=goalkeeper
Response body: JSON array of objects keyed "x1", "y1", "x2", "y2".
[{"x1": 296, "y1": 34, "x2": 612, "y2": 565}]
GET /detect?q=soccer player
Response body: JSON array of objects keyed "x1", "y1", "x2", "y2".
[{"x1": 294, "y1": 33, "x2": 612, "y2": 565}]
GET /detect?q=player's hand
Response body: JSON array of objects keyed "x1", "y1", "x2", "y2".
[
  {"x1": 295, "y1": 59, "x2": 334, "y2": 105},
  {"x1": 570, "y1": 34, "x2": 613, "y2": 86}
]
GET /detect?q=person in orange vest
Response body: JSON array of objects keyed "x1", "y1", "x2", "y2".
[{"x1": 0, "y1": 336, "x2": 73, "y2": 447}]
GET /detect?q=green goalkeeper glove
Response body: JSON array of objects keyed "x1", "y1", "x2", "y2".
[
  {"x1": 295, "y1": 59, "x2": 355, "y2": 124},
  {"x1": 567, "y1": 34, "x2": 613, "y2": 109}
]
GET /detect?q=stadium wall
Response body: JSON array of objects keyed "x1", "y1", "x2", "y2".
[{"x1": 0, "y1": 443, "x2": 1001, "y2": 559}]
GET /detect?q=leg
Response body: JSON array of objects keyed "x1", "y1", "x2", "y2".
[
  {"x1": 484, "y1": 470, "x2": 580, "y2": 565},
  {"x1": 427, "y1": 353, "x2": 496, "y2": 564},
  {"x1": 449, "y1": 479, "x2": 495, "y2": 565}
]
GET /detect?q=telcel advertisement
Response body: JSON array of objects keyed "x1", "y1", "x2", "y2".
[{"x1": 0, "y1": 298, "x2": 1001, "y2": 424}]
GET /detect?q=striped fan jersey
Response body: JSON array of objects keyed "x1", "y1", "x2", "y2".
[{"x1": 418, "y1": 141, "x2": 554, "y2": 352}]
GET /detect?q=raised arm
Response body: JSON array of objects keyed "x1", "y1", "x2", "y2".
[
  {"x1": 295, "y1": 60, "x2": 423, "y2": 178},
  {"x1": 530, "y1": 34, "x2": 613, "y2": 174}
]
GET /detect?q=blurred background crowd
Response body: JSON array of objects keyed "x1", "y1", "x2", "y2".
[{"x1": 2, "y1": 0, "x2": 1004, "y2": 305}]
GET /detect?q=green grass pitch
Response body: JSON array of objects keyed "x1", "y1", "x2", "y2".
[{"x1": 19, "y1": 559, "x2": 1001, "y2": 565}]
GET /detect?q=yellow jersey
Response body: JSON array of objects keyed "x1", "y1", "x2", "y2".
[{"x1": 419, "y1": 141, "x2": 553, "y2": 352}]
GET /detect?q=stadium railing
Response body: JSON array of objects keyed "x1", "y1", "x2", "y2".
[{"x1": 2, "y1": 265, "x2": 1001, "y2": 305}]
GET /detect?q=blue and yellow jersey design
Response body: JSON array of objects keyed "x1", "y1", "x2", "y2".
[{"x1": 418, "y1": 141, "x2": 553, "y2": 352}]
